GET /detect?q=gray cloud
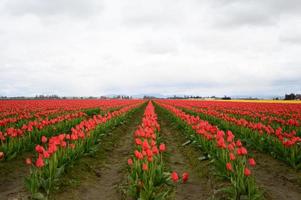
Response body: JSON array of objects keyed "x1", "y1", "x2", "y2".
[
  {"x1": 2, "y1": 0, "x2": 103, "y2": 17},
  {"x1": 0, "y1": 0, "x2": 300, "y2": 97},
  {"x1": 210, "y1": 0, "x2": 301, "y2": 27}
]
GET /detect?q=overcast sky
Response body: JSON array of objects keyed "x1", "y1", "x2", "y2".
[{"x1": 0, "y1": 0, "x2": 300, "y2": 97}]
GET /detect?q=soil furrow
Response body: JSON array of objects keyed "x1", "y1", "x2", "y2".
[
  {"x1": 53, "y1": 106, "x2": 145, "y2": 200},
  {"x1": 156, "y1": 106, "x2": 226, "y2": 200},
  {"x1": 252, "y1": 151, "x2": 301, "y2": 200}
]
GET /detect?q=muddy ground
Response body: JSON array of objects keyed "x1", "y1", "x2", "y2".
[
  {"x1": 155, "y1": 106, "x2": 229, "y2": 200},
  {"x1": 252, "y1": 151, "x2": 301, "y2": 200},
  {"x1": 52, "y1": 106, "x2": 145, "y2": 200}
]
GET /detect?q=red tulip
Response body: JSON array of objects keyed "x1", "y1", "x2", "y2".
[
  {"x1": 0, "y1": 152, "x2": 4, "y2": 160},
  {"x1": 134, "y1": 150, "x2": 143, "y2": 160},
  {"x1": 182, "y1": 172, "x2": 189, "y2": 183},
  {"x1": 35, "y1": 156, "x2": 45, "y2": 168},
  {"x1": 41, "y1": 136, "x2": 47, "y2": 143},
  {"x1": 244, "y1": 168, "x2": 251, "y2": 176},
  {"x1": 171, "y1": 171, "x2": 179, "y2": 183},
  {"x1": 226, "y1": 162, "x2": 233, "y2": 171},
  {"x1": 142, "y1": 140, "x2": 150, "y2": 150},
  {"x1": 43, "y1": 151, "x2": 50, "y2": 158},
  {"x1": 142, "y1": 163, "x2": 148, "y2": 171},
  {"x1": 146, "y1": 149, "x2": 153, "y2": 157},
  {"x1": 135, "y1": 138, "x2": 142, "y2": 145},
  {"x1": 35, "y1": 145, "x2": 45, "y2": 154},
  {"x1": 128, "y1": 158, "x2": 133, "y2": 166},
  {"x1": 152, "y1": 146, "x2": 159, "y2": 154},
  {"x1": 248, "y1": 158, "x2": 256, "y2": 166},
  {"x1": 236, "y1": 140, "x2": 242, "y2": 147},
  {"x1": 159, "y1": 143, "x2": 166, "y2": 152},
  {"x1": 229, "y1": 153, "x2": 236, "y2": 161},
  {"x1": 237, "y1": 147, "x2": 248, "y2": 155}
]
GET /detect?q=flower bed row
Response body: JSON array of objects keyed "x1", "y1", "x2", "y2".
[
  {"x1": 25, "y1": 102, "x2": 143, "y2": 198},
  {"x1": 164, "y1": 100, "x2": 301, "y2": 169},
  {"x1": 155, "y1": 101, "x2": 261, "y2": 199},
  {"x1": 127, "y1": 101, "x2": 188, "y2": 199},
  {"x1": 0, "y1": 102, "x2": 139, "y2": 161}
]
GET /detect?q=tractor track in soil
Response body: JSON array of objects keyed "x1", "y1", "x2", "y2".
[
  {"x1": 52, "y1": 105, "x2": 145, "y2": 200},
  {"x1": 252, "y1": 151, "x2": 301, "y2": 200},
  {"x1": 156, "y1": 106, "x2": 229, "y2": 200},
  {"x1": 0, "y1": 153, "x2": 31, "y2": 200}
]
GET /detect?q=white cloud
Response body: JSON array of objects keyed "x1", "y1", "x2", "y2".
[{"x1": 0, "y1": 0, "x2": 300, "y2": 97}]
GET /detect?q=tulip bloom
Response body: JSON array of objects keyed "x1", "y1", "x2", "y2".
[
  {"x1": 229, "y1": 153, "x2": 236, "y2": 161},
  {"x1": 236, "y1": 140, "x2": 242, "y2": 147},
  {"x1": 35, "y1": 145, "x2": 45, "y2": 154},
  {"x1": 248, "y1": 158, "x2": 256, "y2": 166},
  {"x1": 159, "y1": 143, "x2": 166, "y2": 152},
  {"x1": 142, "y1": 163, "x2": 148, "y2": 171},
  {"x1": 182, "y1": 172, "x2": 189, "y2": 183},
  {"x1": 0, "y1": 152, "x2": 4, "y2": 160},
  {"x1": 244, "y1": 168, "x2": 251, "y2": 176},
  {"x1": 142, "y1": 140, "x2": 150, "y2": 150},
  {"x1": 135, "y1": 138, "x2": 142, "y2": 145},
  {"x1": 128, "y1": 158, "x2": 133, "y2": 166},
  {"x1": 134, "y1": 150, "x2": 143, "y2": 160},
  {"x1": 226, "y1": 162, "x2": 233, "y2": 171},
  {"x1": 35, "y1": 156, "x2": 45, "y2": 168},
  {"x1": 41, "y1": 136, "x2": 47, "y2": 143},
  {"x1": 171, "y1": 171, "x2": 179, "y2": 183}
]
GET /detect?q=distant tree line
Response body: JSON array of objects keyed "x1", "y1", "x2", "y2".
[
  {"x1": 0, "y1": 94, "x2": 132, "y2": 100},
  {"x1": 284, "y1": 93, "x2": 301, "y2": 100}
]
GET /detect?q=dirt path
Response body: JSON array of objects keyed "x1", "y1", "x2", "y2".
[
  {"x1": 0, "y1": 154, "x2": 30, "y2": 200},
  {"x1": 252, "y1": 151, "x2": 301, "y2": 200},
  {"x1": 156, "y1": 106, "x2": 227, "y2": 200},
  {"x1": 53, "y1": 106, "x2": 145, "y2": 200}
]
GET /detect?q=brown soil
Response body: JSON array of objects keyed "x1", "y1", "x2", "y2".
[
  {"x1": 253, "y1": 151, "x2": 301, "y2": 200},
  {"x1": 156, "y1": 107, "x2": 228, "y2": 200},
  {"x1": 52, "y1": 106, "x2": 145, "y2": 200},
  {"x1": 0, "y1": 154, "x2": 31, "y2": 200}
]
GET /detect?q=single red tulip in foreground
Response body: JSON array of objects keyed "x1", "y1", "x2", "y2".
[
  {"x1": 127, "y1": 158, "x2": 133, "y2": 166},
  {"x1": 244, "y1": 168, "x2": 251, "y2": 176},
  {"x1": 159, "y1": 143, "x2": 166, "y2": 152},
  {"x1": 248, "y1": 158, "x2": 256, "y2": 166},
  {"x1": 226, "y1": 162, "x2": 233, "y2": 171},
  {"x1": 142, "y1": 163, "x2": 148, "y2": 171},
  {"x1": 182, "y1": 172, "x2": 189, "y2": 183},
  {"x1": 171, "y1": 171, "x2": 179, "y2": 183},
  {"x1": 41, "y1": 136, "x2": 47, "y2": 143},
  {"x1": 35, "y1": 156, "x2": 45, "y2": 168}
]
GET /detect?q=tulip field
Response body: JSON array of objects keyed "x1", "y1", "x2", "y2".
[{"x1": 0, "y1": 99, "x2": 301, "y2": 199}]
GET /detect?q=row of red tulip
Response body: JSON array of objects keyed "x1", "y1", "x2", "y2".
[
  {"x1": 0, "y1": 99, "x2": 138, "y2": 128},
  {"x1": 127, "y1": 101, "x2": 188, "y2": 199},
  {"x1": 0, "y1": 108, "x2": 79, "y2": 127},
  {"x1": 155, "y1": 100, "x2": 260, "y2": 199},
  {"x1": 178, "y1": 100, "x2": 301, "y2": 121},
  {"x1": 25, "y1": 101, "x2": 143, "y2": 197},
  {"x1": 164, "y1": 100, "x2": 301, "y2": 168},
  {"x1": 195, "y1": 106, "x2": 300, "y2": 146},
  {"x1": 165, "y1": 100, "x2": 301, "y2": 148},
  {"x1": 0, "y1": 112, "x2": 87, "y2": 160},
  {"x1": 0, "y1": 100, "x2": 143, "y2": 160}
]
